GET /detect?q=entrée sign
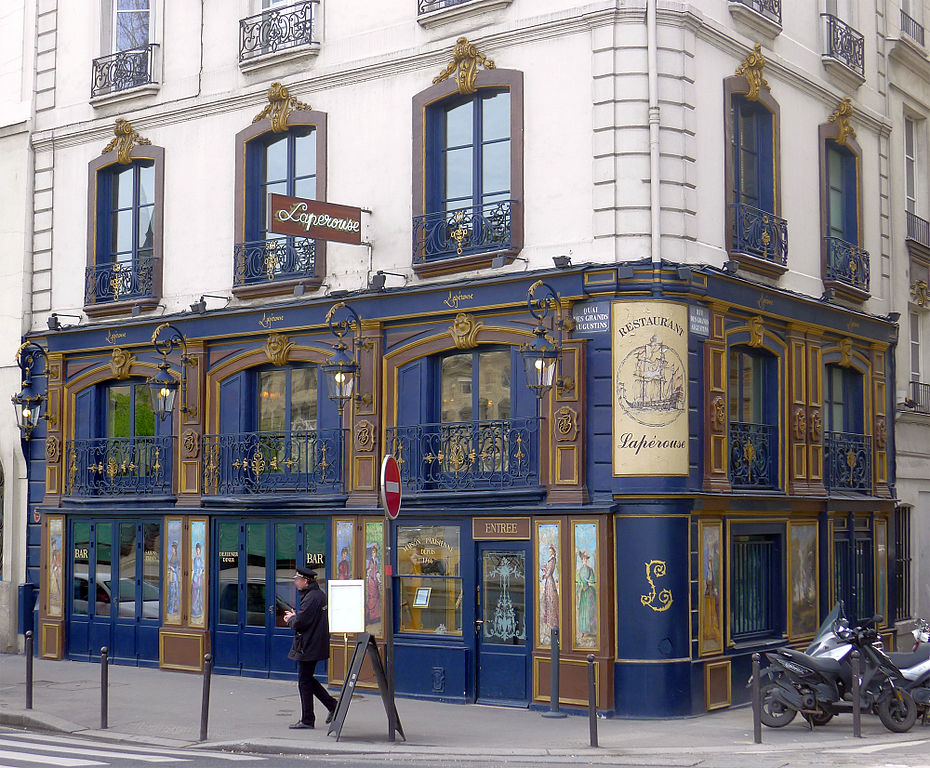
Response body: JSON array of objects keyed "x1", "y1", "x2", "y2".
[{"x1": 268, "y1": 193, "x2": 363, "y2": 245}]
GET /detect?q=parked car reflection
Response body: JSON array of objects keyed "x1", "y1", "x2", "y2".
[{"x1": 72, "y1": 568, "x2": 160, "y2": 619}]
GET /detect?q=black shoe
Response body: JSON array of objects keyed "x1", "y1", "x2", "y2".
[
  {"x1": 325, "y1": 706, "x2": 336, "y2": 724},
  {"x1": 289, "y1": 721, "x2": 314, "y2": 729}
]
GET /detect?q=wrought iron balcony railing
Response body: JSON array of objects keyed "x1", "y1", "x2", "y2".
[
  {"x1": 91, "y1": 44, "x2": 158, "y2": 98},
  {"x1": 239, "y1": 0, "x2": 318, "y2": 62},
  {"x1": 908, "y1": 381, "x2": 930, "y2": 415},
  {"x1": 825, "y1": 236, "x2": 870, "y2": 293},
  {"x1": 822, "y1": 14, "x2": 865, "y2": 78},
  {"x1": 386, "y1": 418, "x2": 540, "y2": 492},
  {"x1": 65, "y1": 437, "x2": 174, "y2": 497},
  {"x1": 233, "y1": 237, "x2": 316, "y2": 287},
  {"x1": 85, "y1": 256, "x2": 157, "y2": 306},
  {"x1": 413, "y1": 200, "x2": 514, "y2": 263},
  {"x1": 202, "y1": 429, "x2": 343, "y2": 496},
  {"x1": 731, "y1": 203, "x2": 788, "y2": 265},
  {"x1": 824, "y1": 430, "x2": 872, "y2": 492},
  {"x1": 418, "y1": 0, "x2": 472, "y2": 12},
  {"x1": 730, "y1": 0, "x2": 781, "y2": 25},
  {"x1": 729, "y1": 421, "x2": 778, "y2": 489},
  {"x1": 906, "y1": 210, "x2": 930, "y2": 249},
  {"x1": 901, "y1": 9, "x2": 925, "y2": 46}
]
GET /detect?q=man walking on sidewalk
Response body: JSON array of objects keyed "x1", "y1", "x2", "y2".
[{"x1": 283, "y1": 566, "x2": 337, "y2": 729}]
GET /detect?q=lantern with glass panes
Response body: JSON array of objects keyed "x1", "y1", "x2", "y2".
[
  {"x1": 520, "y1": 280, "x2": 572, "y2": 400},
  {"x1": 322, "y1": 301, "x2": 363, "y2": 416},
  {"x1": 12, "y1": 342, "x2": 52, "y2": 440},
  {"x1": 147, "y1": 323, "x2": 193, "y2": 420}
]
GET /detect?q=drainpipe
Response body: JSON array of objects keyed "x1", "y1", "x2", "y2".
[{"x1": 647, "y1": 0, "x2": 661, "y2": 292}]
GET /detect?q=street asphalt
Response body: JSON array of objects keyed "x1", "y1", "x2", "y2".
[{"x1": 1, "y1": 651, "x2": 929, "y2": 763}]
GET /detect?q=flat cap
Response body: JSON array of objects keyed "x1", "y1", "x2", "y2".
[{"x1": 294, "y1": 566, "x2": 317, "y2": 579}]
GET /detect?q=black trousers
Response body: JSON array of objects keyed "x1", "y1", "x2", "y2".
[{"x1": 297, "y1": 659, "x2": 337, "y2": 725}]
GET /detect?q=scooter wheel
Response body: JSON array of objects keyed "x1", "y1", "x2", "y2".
[
  {"x1": 806, "y1": 710, "x2": 834, "y2": 726},
  {"x1": 760, "y1": 682, "x2": 798, "y2": 727},
  {"x1": 877, "y1": 689, "x2": 918, "y2": 733}
]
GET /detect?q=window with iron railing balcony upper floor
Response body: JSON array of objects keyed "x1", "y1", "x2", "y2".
[
  {"x1": 823, "y1": 430, "x2": 872, "y2": 492},
  {"x1": 729, "y1": 0, "x2": 781, "y2": 25},
  {"x1": 901, "y1": 8, "x2": 926, "y2": 47},
  {"x1": 730, "y1": 203, "x2": 788, "y2": 267},
  {"x1": 91, "y1": 44, "x2": 158, "y2": 99},
  {"x1": 85, "y1": 256, "x2": 158, "y2": 307},
  {"x1": 822, "y1": 14, "x2": 865, "y2": 79},
  {"x1": 906, "y1": 210, "x2": 930, "y2": 250},
  {"x1": 907, "y1": 380, "x2": 930, "y2": 415},
  {"x1": 824, "y1": 236, "x2": 870, "y2": 294},
  {"x1": 239, "y1": 0, "x2": 319, "y2": 63}
]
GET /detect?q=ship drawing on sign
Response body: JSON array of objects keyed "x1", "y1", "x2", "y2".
[{"x1": 617, "y1": 335, "x2": 685, "y2": 427}]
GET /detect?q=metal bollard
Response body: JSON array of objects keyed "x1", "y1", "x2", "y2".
[
  {"x1": 100, "y1": 647, "x2": 109, "y2": 729},
  {"x1": 586, "y1": 654, "x2": 598, "y2": 748},
  {"x1": 25, "y1": 630, "x2": 33, "y2": 710},
  {"x1": 751, "y1": 652, "x2": 762, "y2": 744},
  {"x1": 851, "y1": 650, "x2": 861, "y2": 738},
  {"x1": 200, "y1": 653, "x2": 213, "y2": 742},
  {"x1": 541, "y1": 627, "x2": 566, "y2": 718}
]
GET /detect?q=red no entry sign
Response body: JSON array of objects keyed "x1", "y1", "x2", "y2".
[{"x1": 380, "y1": 455, "x2": 402, "y2": 520}]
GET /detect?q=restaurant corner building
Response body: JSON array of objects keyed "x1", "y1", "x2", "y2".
[{"x1": 8, "y1": 0, "x2": 907, "y2": 719}]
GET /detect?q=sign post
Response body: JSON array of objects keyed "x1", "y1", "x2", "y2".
[{"x1": 380, "y1": 455, "x2": 401, "y2": 742}]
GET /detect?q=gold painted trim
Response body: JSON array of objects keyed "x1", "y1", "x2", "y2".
[
  {"x1": 41, "y1": 622, "x2": 62, "y2": 659},
  {"x1": 534, "y1": 518, "x2": 563, "y2": 651},
  {"x1": 705, "y1": 659, "x2": 732, "y2": 711},
  {"x1": 570, "y1": 518, "x2": 601, "y2": 653},
  {"x1": 159, "y1": 631, "x2": 205, "y2": 672},
  {"x1": 252, "y1": 82, "x2": 311, "y2": 133},
  {"x1": 432, "y1": 37, "x2": 496, "y2": 95},
  {"x1": 735, "y1": 43, "x2": 770, "y2": 100},
  {"x1": 829, "y1": 98, "x2": 856, "y2": 147},
  {"x1": 614, "y1": 656, "x2": 692, "y2": 664},
  {"x1": 101, "y1": 119, "x2": 152, "y2": 164},
  {"x1": 532, "y1": 655, "x2": 599, "y2": 707}
]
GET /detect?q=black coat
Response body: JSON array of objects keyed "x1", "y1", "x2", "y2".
[{"x1": 287, "y1": 580, "x2": 330, "y2": 662}]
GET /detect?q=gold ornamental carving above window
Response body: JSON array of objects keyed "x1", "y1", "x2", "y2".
[
  {"x1": 735, "y1": 43, "x2": 769, "y2": 101},
  {"x1": 748, "y1": 315, "x2": 765, "y2": 347},
  {"x1": 102, "y1": 119, "x2": 152, "y2": 165},
  {"x1": 264, "y1": 333, "x2": 294, "y2": 366},
  {"x1": 711, "y1": 396, "x2": 726, "y2": 432},
  {"x1": 793, "y1": 407, "x2": 806, "y2": 441},
  {"x1": 829, "y1": 98, "x2": 857, "y2": 147},
  {"x1": 450, "y1": 312, "x2": 483, "y2": 349},
  {"x1": 839, "y1": 337, "x2": 853, "y2": 367},
  {"x1": 253, "y1": 82, "x2": 312, "y2": 134},
  {"x1": 911, "y1": 280, "x2": 929, "y2": 308},
  {"x1": 109, "y1": 347, "x2": 136, "y2": 380},
  {"x1": 433, "y1": 37, "x2": 496, "y2": 95},
  {"x1": 182, "y1": 429, "x2": 200, "y2": 459}
]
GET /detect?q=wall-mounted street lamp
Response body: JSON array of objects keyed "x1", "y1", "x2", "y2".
[
  {"x1": 12, "y1": 342, "x2": 53, "y2": 441},
  {"x1": 323, "y1": 301, "x2": 362, "y2": 416},
  {"x1": 147, "y1": 323, "x2": 193, "y2": 421},
  {"x1": 519, "y1": 280, "x2": 573, "y2": 400}
]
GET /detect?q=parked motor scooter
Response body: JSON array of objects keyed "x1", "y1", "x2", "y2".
[
  {"x1": 756, "y1": 603, "x2": 918, "y2": 733},
  {"x1": 886, "y1": 618, "x2": 930, "y2": 723}
]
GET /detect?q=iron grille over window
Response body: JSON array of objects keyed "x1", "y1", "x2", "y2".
[
  {"x1": 824, "y1": 236, "x2": 870, "y2": 293},
  {"x1": 901, "y1": 9, "x2": 925, "y2": 46},
  {"x1": 413, "y1": 200, "x2": 514, "y2": 263},
  {"x1": 824, "y1": 431, "x2": 872, "y2": 491},
  {"x1": 731, "y1": 534, "x2": 779, "y2": 639},
  {"x1": 729, "y1": 422, "x2": 778, "y2": 489},
  {"x1": 906, "y1": 211, "x2": 930, "y2": 249},
  {"x1": 239, "y1": 1, "x2": 318, "y2": 62},
  {"x1": 894, "y1": 506, "x2": 912, "y2": 622},
  {"x1": 91, "y1": 44, "x2": 158, "y2": 98},
  {"x1": 822, "y1": 14, "x2": 865, "y2": 78},
  {"x1": 84, "y1": 256, "x2": 157, "y2": 306},
  {"x1": 908, "y1": 381, "x2": 930, "y2": 414}
]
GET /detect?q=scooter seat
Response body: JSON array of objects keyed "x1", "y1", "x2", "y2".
[
  {"x1": 779, "y1": 647, "x2": 845, "y2": 678},
  {"x1": 886, "y1": 643, "x2": 930, "y2": 669}
]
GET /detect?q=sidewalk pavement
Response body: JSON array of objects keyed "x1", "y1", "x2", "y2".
[{"x1": 1, "y1": 651, "x2": 929, "y2": 762}]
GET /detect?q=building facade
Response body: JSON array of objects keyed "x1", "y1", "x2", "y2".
[{"x1": 7, "y1": 0, "x2": 914, "y2": 716}]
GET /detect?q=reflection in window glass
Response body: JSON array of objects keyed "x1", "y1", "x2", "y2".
[
  {"x1": 218, "y1": 523, "x2": 238, "y2": 626},
  {"x1": 246, "y1": 524, "x2": 266, "y2": 627},
  {"x1": 397, "y1": 525, "x2": 461, "y2": 635},
  {"x1": 96, "y1": 523, "x2": 113, "y2": 617},
  {"x1": 119, "y1": 523, "x2": 136, "y2": 618},
  {"x1": 72, "y1": 522, "x2": 90, "y2": 616},
  {"x1": 142, "y1": 522, "x2": 160, "y2": 619},
  {"x1": 276, "y1": 524, "x2": 297, "y2": 627}
]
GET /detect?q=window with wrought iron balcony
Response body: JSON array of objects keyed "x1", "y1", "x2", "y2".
[
  {"x1": 417, "y1": 0, "x2": 514, "y2": 28},
  {"x1": 901, "y1": 6, "x2": 926, "y2": 47},
  {"x1": 239, "y1": 0, "x2": 320, "y2": 69},
  {"x1": 728, "y1": 348, "x2": 779, "y2": 491},
  {"x1": 728, "y1": 0, "x2": 782, "y2": 38},
  {"x1": 823, "y1": 365, "x2": 872, "y2": 493},
  {"x1": 91, "y1": 2, "x2": 158, "y2": 100},
  {"x1": 821, "y1": 12, "x2": 865, "y2": 86}
]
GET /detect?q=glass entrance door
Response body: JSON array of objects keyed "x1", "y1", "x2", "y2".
[
  {"x1": 213, "y1": 518, "x2": 327, "y2": 677},
  {"x1": 476, "y1": 542, "x2": 531, "y2": 704},
  {"x1": 67, "y1": 518, "x2": 161, "y2": 664}
]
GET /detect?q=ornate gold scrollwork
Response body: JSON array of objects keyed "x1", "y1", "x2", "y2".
[
  {"x1": 711, "y1": 396, "x2": 726, "y2": 432},
  {"x1": 829, "y1": 98, "x2": 857, "y2": 147},
  {"x1": 253, "y1": 82, "x2": 311, "y2": 134},
  {"x1": 554, "y1": 406, "x2": 578, "y2": 442},
  {"x1": 390, "y1": 437, "x2": 405, "y2": 466},
  {"x1": 264, "y1": 333, "x2": 294, "y2": 367},
  {"x1": 450, "y1": 312, "x2": 483, "y2": 350},
  {"x1": 875, "y1": 418, "x2": 887, "y2": 450},
  {"x1": 839, "y1": 337, "x2": 853, "y2": 367},
  {"x1": 748, "y1": 315, "x2": 765, "y2": 347},
  {"x1": 640, "y1": 560, "x2": 673, "y2": 612},
  {"x1": 46, "y1": 436, "x2": 60, "y2": 463},
  {"x1": 182, "y1": 429, "x2": 200, "y2": 459},
  {"x1": 793, "y1": 407, "x2": 807, "y2": 442},
  {"x1": 433, "y1": 36, "x2": 496, "y2": 95},
  {"x1": 809, "y1": 410, "x2": 823, "y2": 442},
  {"x1": 911, "y1": 280, "x2": 928, "y2": 308},
  {"x1": 355, "y1": 419, "x2": 375, "y2": 452},
  {"x1": 109, "y1": 347, "x2": 136, "y2": 381},
  {"x1": 735, "y1": 43, "x2": 769, "y2": 101},
  {"x1": 102, "y1": 119, "x2": 152, "y2": 165}
]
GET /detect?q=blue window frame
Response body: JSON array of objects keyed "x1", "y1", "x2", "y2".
[
  {"x1": 728, "y1": 347, "x2": 778, "y2": 488},
  {"x1": 823, "y1": 364, "x2": 863, "y2": 434},
  {"x1": 96, "y1": 161, "x2": 155, "y2": 268},
  {"x1": 730, "y1": 526, "x2": 783, "y2": 641},
  {"x1": 732, "y1": 96, "x2": 774, "y2": 212},
  {"x1": 827, "y1": 142, "x2": 858, "y2": 244}
]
